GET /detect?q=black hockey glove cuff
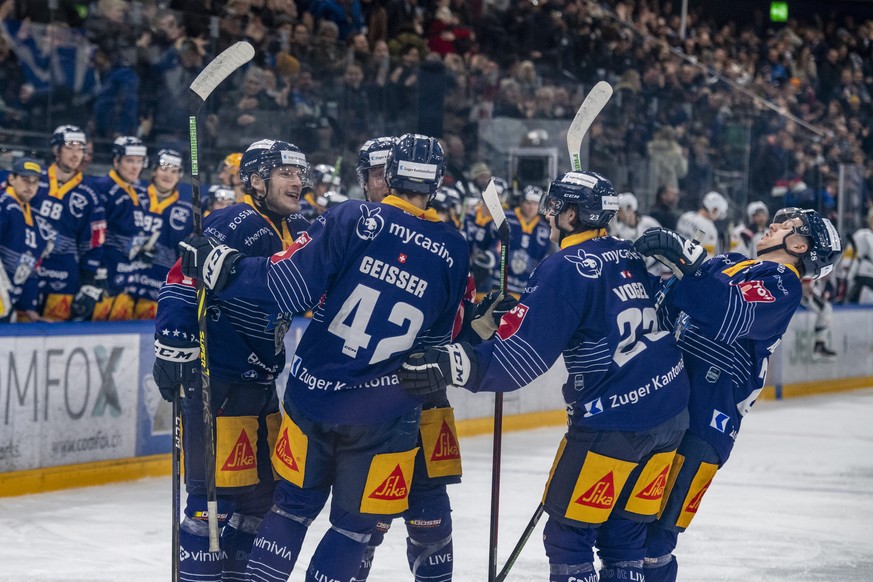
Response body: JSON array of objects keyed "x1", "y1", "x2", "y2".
[
  {"x1": 71, "y1": 268, "x2": 107, "y2": 322},
  {"x1": 179, "y1": 235, "x2": 243, "y2": 292},
  {"x1": 399, "y1": 342, "x2": 478, "y2": 397},
  {"x1": 470, "y1": 291, "x2": 518, "y2": 340},
  {"x1": 634, "y1": 227, "x2": 705, "y2": 279},
  {"x1": 153, "y1": 340, "x2": 201, "y2": 402}
]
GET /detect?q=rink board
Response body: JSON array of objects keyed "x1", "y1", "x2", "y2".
[{"x1": 1, "y1": 305, "x2": 871, "y2": 495}]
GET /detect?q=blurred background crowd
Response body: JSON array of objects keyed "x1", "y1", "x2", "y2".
[{"x1": 2, "y1": 0, "x2": 873, "y2": 326}]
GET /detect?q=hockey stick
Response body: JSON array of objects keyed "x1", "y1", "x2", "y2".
[
  {"x1": 492, "y1": 82, "x2": 613, "y2": 582},
  {"x1": 480, "y1": 179, "x2": 509, "y2": 582},
  {"x1": 567, "y1": 81, "x2": 613, "y2": 172},
  {"x1": 172, "y1": 390, "x2": 182, "y2": 582},
  {"x1": 187, "y1": 40, "x2": 255, "y2": 554}
]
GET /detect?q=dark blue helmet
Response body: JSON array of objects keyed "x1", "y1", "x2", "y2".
[
  {"x1": 50, "y1": 125, "x2": 87, "y2": 149},
  {"x1": 240, "y1": 139, "x2": 309, "y2": 188},
  {"x1": 772, "y1": 207, "x2": 842, "y2": 279},
  {"x1": 155, "y1": 148, "x2": 183, "y2": 170},
  {"x1": 430, "y1": 185, "x2": 462, "y2": 214},
  {"x1": 356, "y1": 136, "x2": 396, "y2": 189},
  {"x1": 385, "y1": 133, "x2": 445, "y2": 197},
  {"x1": 112, "y1": 136, "x2": 147, "y2": 162},
  {"x1": 540, "y1": 171, "x2": 618, "y2": 229}
]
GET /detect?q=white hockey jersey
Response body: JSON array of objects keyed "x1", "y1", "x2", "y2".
[{"x1": 677, "y1": 211, "x2": 720, "y2": 256}]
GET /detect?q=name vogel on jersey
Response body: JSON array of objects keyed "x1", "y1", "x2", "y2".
[
  {"x1": 359, "y1": 256, "x2": 428, "y2": 298},
  {"x1": 388, "y1": 223, "x2": 454, "y2": 267}
]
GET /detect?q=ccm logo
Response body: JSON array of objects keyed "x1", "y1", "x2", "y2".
[{"x1": 736, "y1": 280, "x2": 775, "y2": 303}]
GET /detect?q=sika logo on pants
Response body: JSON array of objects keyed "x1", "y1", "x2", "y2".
[{"x1": 360, "y1": 448, "x2": 418, "y2": 514}]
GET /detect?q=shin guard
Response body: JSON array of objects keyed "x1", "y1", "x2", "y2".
[{"x1": 245, "y1": 508, "x2": 309, "y2": 582}]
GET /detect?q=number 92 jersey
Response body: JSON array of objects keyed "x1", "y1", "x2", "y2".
[
  {"x1": 471, "y1": 233, "x2": 690, "y2": 432},
  {"x1": 221, "y1": 197, "x2": 471, "y2": 424}
]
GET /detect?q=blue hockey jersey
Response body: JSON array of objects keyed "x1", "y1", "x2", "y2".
[
  {"x1": 463, "y1": 205, "x2": 498, "y2": 255},
  {"x1": 470, "y1": 231, "x2": 690, "y2": 432},
  {"x1": 219, "y1": 196, "x2": 471, "y2": 425},
  {"x1": 660, "y1": 254, "x2": 802, "y2": 463},
  {"x1": 0, "y1": 187, "x2": 55, "y2": 312},
  {"x1": 155, "y1": 196, "x2": 310, "y2": 382},
  {"x1": 33, "y1": 165, "x2": 106, "y2": 294},
  {"x1": 495, "y1": 208, "x2": 553, "y2": 294}
]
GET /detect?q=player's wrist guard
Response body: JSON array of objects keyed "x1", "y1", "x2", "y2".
[
  {"x1": 399, "y1": 342, "x2": 478, "y2": 397},
  {"x1": 179, "y1": 235, "x2": 243, "y2": 292},
  {"x1": 634, "y1": 227, "x2": 705, "y2": 279},
  {"x1": 153, "y1": 339, "x2": 201, "y2": 402}
]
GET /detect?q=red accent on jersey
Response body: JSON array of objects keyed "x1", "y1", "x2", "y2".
[
  {"x1": 166, "y1": 260, "x2": 195, "y2": 287},
  {"x1": 620, "y1": 270, "x2": 633, "y2": 279},
  {"x1": 369, "y1": 465, "x2": 409, "y2": 500},
  {"x1": 270, "y1": 232, "x2": 312, "y2": 263},
  {"x1": 398, "y1": 253, "x2": 407, "y2": 263},
  {"x1": 90, "y1": 220, "x2": 107, "y2": 248},
  {"x1": 496, "y1": 303, "x2": 529, "y2": 340},
  {"x1": 735, "y1": 280, "x2": 775, "y2": 303}
]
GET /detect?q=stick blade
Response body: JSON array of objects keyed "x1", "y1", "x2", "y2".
[
  {"x1": 481, "y1": 179, "x2": 507, "y2": 234},
  {"x1": 190, "y1": 41, "x2": 256, "y2": 102},
  {"x1": 567, "y1": 81, "x2": 614, "y2": 171}
]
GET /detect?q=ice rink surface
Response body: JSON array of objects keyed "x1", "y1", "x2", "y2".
[{"x1": 2, "y1": 389, "x2": 872, "y2": 582}]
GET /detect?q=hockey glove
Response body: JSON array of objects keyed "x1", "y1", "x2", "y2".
[
  {"x1": 399, "y1": 342, "x2": 478, "y2": 397},
  {"x1": 153, "y1": 339, "x2": 200, "y2": 402},
  {"x1": 470, "y1": 291, "x2": 518, "y2": 340},
  {"x1": 70, "y1": 268, "x2": 107, "y2": 321},
  {"x1": 634, "y1": 228, "x2": 705, "y2": 279},
  {"x1": 179, "y1": 235, "x2": 243, "y2": 292}
]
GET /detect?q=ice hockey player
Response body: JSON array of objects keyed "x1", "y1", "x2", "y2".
[
  {"x1": 152, "y1": 139, "x2": 311, "y2": 582},
  {"x1": 0, "y1": 158, "x2": 56, "y2": 322},
  {"x1": 208, "y1": 152, "x2": 244, "y2": 203},
  {"x1": 844, "y1": 206, "x2": 873, "y2": 303},
  {"x1": 498, "y1": 185, "x2": 553, "y2": 296},
  {"x1": 356, "y1": 136, "x2": 397, "y2": 203},
  {"x1": 208, "y1": 187, "x2": 236, "y2": 214},
  {"x1": 676, "y1": 191, "x2": 728, "y2": 256},
  {"x1": 90, "y1": 136, "x2": 149, "y2": 320},
  {"x1": 33, "y1": 125, "x2": 106, "y2": 321},
  {"x1": 633, "y1": 207, "x2": 842, "y2": 582},
  {"x1": 730, "y1": 200, "x2": 769, "y2": 258},
  {"x1": 128, "y1": 149, "x2": 193, "y2": 319},
  {"x1": 177, "y1": 133, "x2": 470, "y2": 582},
  {"x1": 399, "y1": 170, "x2": 691, "y2": 582},
  {"x1": 429, "y1": 184, "x2": 464, "y2": 229}
]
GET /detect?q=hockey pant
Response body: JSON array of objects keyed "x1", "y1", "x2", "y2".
[
  {"x1": 644, "y1": 432, "x2": 722, "y2": 582},
  {"x1": 180, "y1": 379, "x2": 279, "y2": 582},
  {"x1": 542, "y1": 410, "x2": 687, "y2": 582},
  {"x1": 247, "y1": 401, "x2": 420, "y2": 582},
  {"x1": 848, "y1": 275, "x2": 873, "y2": 304}
]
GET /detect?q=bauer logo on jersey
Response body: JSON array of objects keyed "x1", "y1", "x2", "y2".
[
  {"x1": 270, "y1": 232, "x2": 312, "y2": 263},
  {"x1": 397, "y1": 160, "x2": 438, "y2": 181},
  {"x1": 583, "y1": 397, "x2": 603, "y2": 417},
  {"x1": 710, "y1": 409, "x2": 730, "y2": 433},
  {"x1": 565, "y1": 250, "x2": 603, "y2": 279},
  {"x1": 170, "y1": 206, "x2": 191, "y2": 230},
  {"x1": 734, "y1": 280, "x2": 775, "y2": 303},
  {"x1": 356, "y1": 205, "x2": 385, "y2": 240},
  {"x1": 496, "y1": 303, "x2": 529, "y2": 340}
]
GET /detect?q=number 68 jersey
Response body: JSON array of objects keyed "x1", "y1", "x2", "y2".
[
  {"x1": 220, "y1": 196, "x2": 470, "y2": 424},
  {"x1": 470, "y1": 231, "x2": 690, "y2": 432}
]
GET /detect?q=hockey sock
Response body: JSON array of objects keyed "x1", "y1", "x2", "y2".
[
  {"x1": 600, "y1": 560, "x2": 645, "y2": 581},
  {"x1": 306, "y1": 527, "x2": 371, "y2": 582},
  {"x1": 220, "y1": 513, "x2": 261, "y2": 581},
  {"x1": 549, "y1": 562, "x2": 597, "y2": 582},
  {"x1": 245, "y1": 508, "x2": 309, "y2": 582},
  {"x1": 179, "y1": 517, "x2": 225, "y2": 582},
  {"x1": 353, "y1": 521, "x2": 390, "y2": 582},
  {"x1": 643, "y1": 554, "x2": 678, "y2": 582},
  {"x1": 406, "y1": 511, "x2": 453, "y2": 581}
]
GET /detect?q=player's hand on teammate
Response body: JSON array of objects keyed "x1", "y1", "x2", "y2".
[
  {"x1": 471, "y1": 291, "x2": 517, "y2": 340},
  {"x1": 399, "y1": 342, "x2": 478, "y2": 396},
  {"x1": 634, "y1": 227, "x2": 705, "y2": 279},
  {"x1": 153, "y1": 340, "x2": 200, "y2": 402},
  {"x1": 179, "y1": 235, "x2": 243, "y2": 292}
]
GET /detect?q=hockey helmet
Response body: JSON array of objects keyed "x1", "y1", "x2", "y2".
[
  {"x1": 50, "y1": 125, "x2": 87, "y2": 149},
  {"x1": 746, "y1": 200, "x2": 769, "y2": 222},
  {"x1": 521, "y1": 185, "x2": 544, "y2": 204},
  {"x1": 212, "y1": 186, "x2": 236, "y2": 204},
  {"x1": 772, "y1": 207, "x2": 842, "y2": 280},
  {"x1": 156, "y1": 148, "x2": 183, "y2": 170},
  {"x1": 702, "y1": 191, "x2": 728, "y2": 221},
  {"x1": 112, "y1": 136, "x2": 147, "y2": 161},
  {"x1": 539, "y1": 171, "x2": 618, "y2": 229},
  {"x1": 356, "y1": 136, "x2": 396, "y2": 189},
  {"x1": 385, "y1": 133, "x2": 445, "y2": 197},
  {"x1": 312, "y1": 164, "x2": 335, "y2": 185},
  {"x1": 430, "y1": 185, "x2": 463, "y2": 214},
  {"x1": 239, "y1": 139, "x2": 309, "y2": 188},
  {"x1": 617, "y1": 192, "x2": 639, "y2": 212},
  {"x1": 220, "y1": 152, "x2": 243, "y2": 176}
]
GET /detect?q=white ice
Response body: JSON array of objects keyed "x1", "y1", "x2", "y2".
[{"x1": 2, "y1": 389, "x2": 872, "y2": 581}]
